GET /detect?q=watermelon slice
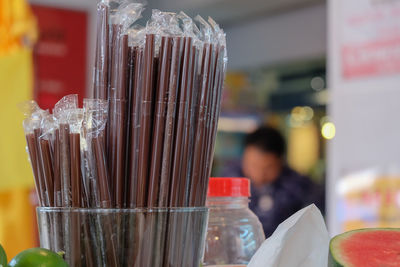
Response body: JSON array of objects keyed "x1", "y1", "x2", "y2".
[{"x1": 329, "y1": 228, "x2": 400, "y2": 267}]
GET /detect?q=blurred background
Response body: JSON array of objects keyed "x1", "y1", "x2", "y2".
[{"x1": 1, "y1": 0, "x2": 399, "y2": 258}]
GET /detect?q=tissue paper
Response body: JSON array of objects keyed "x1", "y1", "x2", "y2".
[{"x1": 248, "y1": 204, "x2": 329, "y2": 267}]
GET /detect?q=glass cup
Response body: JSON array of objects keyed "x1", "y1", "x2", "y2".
[{"x1": 37, "y1": 207, "x2": 209, "y2": 267}]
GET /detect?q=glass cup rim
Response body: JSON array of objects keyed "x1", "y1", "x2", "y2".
[{"x1": 36, "y1": 206, "x2": 209, "y2": 213}]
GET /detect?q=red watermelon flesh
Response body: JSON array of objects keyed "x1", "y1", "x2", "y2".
[{"x1": 329, "y1": 228, "x2": 400, "y2": 267}]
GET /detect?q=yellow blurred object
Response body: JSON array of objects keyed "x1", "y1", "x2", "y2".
[
  {"x1": 0, "y1": 188, "x2": 36, "y2": 259},
  {"x1": 0, "y1": 0, "x2": 38, "y2": 257},
  {"x1": 340, "y1": 174, "x2": 400, "y2": 232},
  {"x1": 0, "y1": 0, "x2": 37, "y2": 55},
  {"x1": 287, "y1": 122, "x2": 319, "y2": 175},
  {"x1": 0, "y1": 48, "x2": 34, "y2": 190}
]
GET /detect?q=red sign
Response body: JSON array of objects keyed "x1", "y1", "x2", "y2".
[
  {"x1": 342, "y1": 37, "x2": 400, "y2": 79},
  {"x1": 339, "y1": 0, "x2": 400, "y2": 80},
  {"x1": 31, "y1": 5, "x2": 87, "y2": 110}
]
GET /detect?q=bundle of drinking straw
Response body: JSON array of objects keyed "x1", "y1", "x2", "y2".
[
  {"x1": 22, "y1": 1, "x2": 227, "y2": 266},
  {"x1": 23, "y1": 0, "x2": 226, "y2": 210}
]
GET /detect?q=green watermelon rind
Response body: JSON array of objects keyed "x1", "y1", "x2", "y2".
[{"x1": 328, "y1": 228, "x2": 400, "y2": 267}]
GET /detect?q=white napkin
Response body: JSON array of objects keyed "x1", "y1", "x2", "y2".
[{"x1": 248, "y1": 204, "x2": 329, "y2": 267}]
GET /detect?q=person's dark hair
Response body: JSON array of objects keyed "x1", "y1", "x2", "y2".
[{"x1": 244, "y1": 126, "x2": 286, "y2": 157}]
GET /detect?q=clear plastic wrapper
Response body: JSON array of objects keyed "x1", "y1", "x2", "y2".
[
  {"x1": 82, "y1": 98, "x2": 119, "y2": 267},
  {"x1": 93, "y1": 1, "x2": 109, "y2": 99},
  {"x1": 37, "y1": 114, "x2": 57, "y2": 208},
  {"x1": 53, "y1": 94, "x2": 79, "y2": 207},
  {"x1": 82, "y1": 99, "x2": 110, "y2": 208},
  {"x1": 65, "y1": 108, "x2": 84, "y2": 208},
  {"x1": 107, "y1": 2, "x2": 144, "y2": 208}
]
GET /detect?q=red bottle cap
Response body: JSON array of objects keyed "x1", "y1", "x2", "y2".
[{"x1": 207, "y1": 177, "x2": 251, "y2": 197}]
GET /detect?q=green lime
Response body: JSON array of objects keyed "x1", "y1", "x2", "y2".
[
  {"x1": 8, "y1": 248, "x2": 68, "y2": 267},
  {"x1": 0, "y1": 244, "x2": 7, "y2": 267}
]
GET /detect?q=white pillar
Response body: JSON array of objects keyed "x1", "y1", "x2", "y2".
[{"x1": 327, "y1": 0, "x2": 400, "y2": 235}]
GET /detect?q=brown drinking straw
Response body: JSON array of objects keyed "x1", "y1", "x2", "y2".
[
  {"x1": 68, "y1": 130, "x2": 82, "y2": 267},
  {"x1": 92, "y1": 135, "x2": 118, "y2": 267},
  {"x1": 197, "y1": 45, "x2": 217, "y2": 197},
  {"x1": 143, "y1": 35, "x2": 174, "y2": 265},
  {"x1": 136, "y1": 34, "x2": 156, "y2": 207},
  {"x1": 78, "y1": 141, "x2": 96, "y2": 267},
  {"x1": 164, "y1": 40, "x2": 195, "y2": 265},
  {"x1": 106, "y1": 23, "x2": 121, "y2": 201},
  {"x1": 69, "y1": 132, "x2": 82, "y2": 208},
  {"x1": 26, "y1": 133, "x2": 45, "y2": 206},
  {"x1": 33, "y1": 128, "x2": 48, "y2": 206},
  {"x1": 110, "y1": 32, "x2": 129, "y2": 208},
  {"x1": 124, "y1": 46, "x2": 136, "y2": 206},
  {"x1": 124, "y1": 45, "x2": 135, "y2": 262},
  {"x1": 53, "y1": 129, "x2": 62, "y2": 207},
  {"x1": 93, "y1": 2, "x2": 109, "y2": 99},
  {"x1": 109, "y1": 31, "x2": 130, "y2": 265},
  {"x1": 126, "y1": 47, "x2": 144, "y2": 267},
  {"x1": 189, "y1": 43, "x2": 212, "y2": 206},
  {"x1": 92, "y1": 135, "x2": 112, "y2": 208},
  {"x1": 159, "y1": 37, "x2": 187, "y2": 266},
  {"x1": 39, "y1": 138, "x2": 55, "y2": 207},
  {"x1": 128, "y1": 48, "x2": 143, "y2": 208},
  {"x1": 59, "y1": 123, "x2": 71, "y2": 206},
  {"x1": 203, "y1": 50, "x2": 226, "y2": 206},
  {"x1": 147, "y1": 36, "x2": 172, "y2": 207},
  {"x1": 158, "y1": 37, "x2": 182, "y2": 207},
  {"x1": 169, "y1": 37, "x2": 193, "y2": 207},
  {"x1": 179, "y1": 46, "x2": 199, "y2": 207},
  {"x1": 136, "y1": 34, "x2": 159, "y2": 267},
  {"x1": 47, "y1": 128, "x2": 64, "y2": 254},
  {"x1": 201, "y1": 46, "x2": 224, "y2": 204},
  {"x1": 81, "y1": 218, "x2": 95, "y2": 267},
  {"x1": 169, "y1": 43, "x2": 199, "y2": 266}
]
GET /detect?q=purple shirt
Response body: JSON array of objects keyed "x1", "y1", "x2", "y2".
[{"x1": 222, "y1": 163, "x2": 324, "y2": 237}]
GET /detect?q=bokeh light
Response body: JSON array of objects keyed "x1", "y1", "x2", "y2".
[{"x1": 321, "y1": 122, "x2": 336, "y2": 139}]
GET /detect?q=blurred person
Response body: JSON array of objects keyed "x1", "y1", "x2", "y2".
[{"x1": 223, "y1": 126, "x2": 324, "y2": 237}]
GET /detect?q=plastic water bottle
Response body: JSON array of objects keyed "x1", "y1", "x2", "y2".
[{"x1": 203, "y1": 177, "x2": 265, "y2": 267}]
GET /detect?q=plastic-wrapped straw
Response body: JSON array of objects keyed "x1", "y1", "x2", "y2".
[
  {"x1": 107, "y1": 2, "x2": 144, "y2": 208},
  {"x1": 109, "y1": 30, "x2": 129, "y2": 208},
  {"x1": 136, "y1": 33, "x2": 156, "y2": 207},
  {"x1": 83, "y1": 99, "x2": 118, "y2": 266},
  {"x1": 38, "y1": 115, "x2": 57, "y2": 207},
  {"x1": 93, "y1": 2, "x2": 109, "y2": 99},
  {"x1": 147, "y1": 36, "x2": 172, "y2": 207},
  {"x1": 169, "y1": 36, "x2": 193, "y2": 207},
  {"x1": 158, "y1": 36, "x2": 182, "y2": 207},
  {"x1": 53, "y1": 95, "x2": 78, "y2": 207},
  {"x1": 83, "y1": 99, "x2": 111, "y2": 208},
  {"x1": 66, "y1": 108, "x2": 83, "y2": 208},
  {"x1": 127, "y1": 47, "x2": 143, "y2": 208},
  {"x1": 21, "y1": 102, "x2": 49, "y2": 206}
]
